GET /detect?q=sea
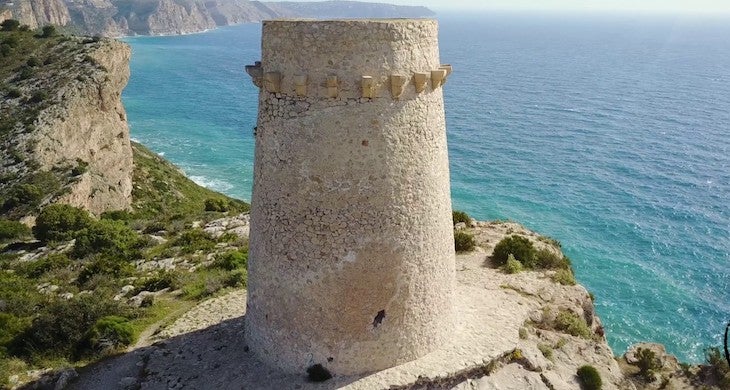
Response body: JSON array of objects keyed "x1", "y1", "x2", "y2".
[{"x1": 121, "y1": 12, "x2": 730, "y2": 363}]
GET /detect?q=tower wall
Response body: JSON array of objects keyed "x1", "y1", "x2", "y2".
[{"x1": 245, "y1": 19, "x2": 455, "y2": 376}]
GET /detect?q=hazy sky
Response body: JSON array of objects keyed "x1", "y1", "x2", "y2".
[{"x1": 274, "y1": 0, "x2": 730, "y2": 13}]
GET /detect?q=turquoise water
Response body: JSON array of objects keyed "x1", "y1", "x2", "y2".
[{"x1": 122, "y1": 13, "x2": 730, "y2": 362}]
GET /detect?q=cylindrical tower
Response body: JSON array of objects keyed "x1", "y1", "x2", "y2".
[{"x1": 245, "y1": 19, "x2": 455, "y2": 376}]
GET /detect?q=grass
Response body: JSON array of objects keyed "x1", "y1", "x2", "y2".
[{"x1": 126, "y1": 298, "x2": 196, "y2": 344}]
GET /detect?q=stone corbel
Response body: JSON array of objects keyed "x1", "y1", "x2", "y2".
[
  {"x1": 439, "y1": 64, "x2": 453, "y2": 85},
  {"x1": 431, "y1": 69, "x2": 447, "y2": 89},
  {"x1": 245, "y1": 61, "x2": 263, "y2": 88},
  {"x1": 264, "y1": 72, "x2": 281, "y2": 93},
  {"x1": 294, "y1": 74, "x2": 308, "y2": 96},
  {"x1": 413, "y1": 72, "x2": 428, "y2": 93},
  {"x1": 361, "y1": 76, "x2": 375, "y2": 98},
  {"x1": 390, "y1": 75, "x2": 407, "y2": 99},
  {"x1": 326, "y1": 75, "x2": 339, "y2": 98}
]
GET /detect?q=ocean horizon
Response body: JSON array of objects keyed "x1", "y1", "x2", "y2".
[{"x1": 122, "y1": 11, "x2": 730, "y2": 363}]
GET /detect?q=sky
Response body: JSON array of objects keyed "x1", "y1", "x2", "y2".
[{"x1": 269, "y1": 0, "x2": 730, "y2": 13}]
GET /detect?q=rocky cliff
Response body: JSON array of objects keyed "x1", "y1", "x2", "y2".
[
  {"x1": 3, "y1": 0, "x2": 71, "y2": 29},
  {"x1": 0, "y1": 31, "x2": 133, "y2": 217},
  {"x1": 4, "y1": 0, "x2": 435, "y2": 37}
]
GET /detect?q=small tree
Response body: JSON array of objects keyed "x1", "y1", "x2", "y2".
[
  {"x1": 635, "y1": 347, "x2": 661, "y2": 381},
  {"x1": 40, "y1": 25, "x2": 57, "y2": 38},
  {"x1": 0, "y1": 19, "x2": 20, "y2": 32},
  {"x1": 452, "y1": 210, "x2": 470, "y2": 225}
]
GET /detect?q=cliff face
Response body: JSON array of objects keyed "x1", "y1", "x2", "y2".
[
  {"x1": 31, "y1": 41, "x2": 134, "y2": 214},
  {"x1": 6, "y1": 0, "x2": 435, "y2": 37},
  {"x1": 0, "y1": 33, "x2": 133, "y2": 217},
  {"x1": 6, "y1": 0, "x2": 71, "y2": 29}
]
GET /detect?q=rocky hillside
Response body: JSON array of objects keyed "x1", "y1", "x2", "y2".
[
  {"x1": 0, "y1": 0, "x2": 71, "y2": 29},
  {"x1": 2, "y1": 0, "x2": 435, "y2": 37},
  {"x1": 1, "y1": 26, "x2": 133, "y2": 218}
]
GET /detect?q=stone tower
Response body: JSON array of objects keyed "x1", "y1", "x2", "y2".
[{"x1": 244, "y1": 19, "x2": 455, "y2": 376}]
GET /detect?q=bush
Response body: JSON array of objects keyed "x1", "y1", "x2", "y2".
[
  {"x1": 10, "y1": 295, "x2": 126, "y2": 360},
  {"x1": 72, "y1": 220, "x2": 144, "y2": 260},
  {"x1": 134, "y1": 271, "x2": 177, "y2": 293},
  {"x1": 204, "y1": 198, "x2": 229, "y2": 212},
  {"x1": 454, "y1": 231, "x2": 475, "y2": 252},
  {"x1": 535, "y1": 248, "x2": 571, "y2": 270},
  {"x1": 0, "y1": 20, "x2": 20, "y2": 32},
  {"x1": 26, "y1": 57, "x2": 40, "y2": 67},
  {"x1": 492, "y1": 235, "x2": 536, "y2": 267},
  {"x1": 635, "y1": 347, "x2": 661, "y2": 380},
  {"x1": 39, "y1": 25, "x2": 57, "y2": 38},
  {"x1": 28, "y1": 91, "x2": 48, "y2": 104},
  {"x1": 705, "y1": 346, "x2": 730, "y2": 388},
  {"x1": 577, "y1": 365, "x2": 602, "y2": 390},
  {"x1": 171, "y1": 229, "x2": 216, "y2": 254},
  {"x1": 34, "y1": 204, "x2": 93, "y2": 242},
  {"x1": 17, "y1": 253, "x2": 71, "y2": 279},
  {"x1": 555, "y1": 310, "x2": 591, "y2": 339},
  {"x1": 212, "y1": 249, "x2": 248, "y2": 271},
  {"x1": 77, "y1": 256, "x2": 134, "y2": 286},
  {"x1": 452, "y1": 210, "x2": 471, "y2": 225},
  {"x1": 6, "y1": 88, "x2": 21, "y2": 99},
  {"x1": 0, "y1": 219, "x2": 30, "y2": 242},
  {"x1": 77, "y1": 315, "x2": 133, "y2": 358},
  {"x1": 2, "y1": 184, "x2": 43, "y2": 213},
  {"x1": 552, "y1": 269, "x2": 576, "y2": 286},
  {"x1": 504, "y1": 254, "x2": 523, "y2": 274}
]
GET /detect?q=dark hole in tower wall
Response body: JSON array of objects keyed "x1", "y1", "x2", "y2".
[{"x1": 372, "y1": 310, "x2": 385, "y2": 328}]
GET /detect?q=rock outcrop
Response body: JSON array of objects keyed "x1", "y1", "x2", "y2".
[{"x1": 0, "y1": 34, "x2": 133, "y2": 216}]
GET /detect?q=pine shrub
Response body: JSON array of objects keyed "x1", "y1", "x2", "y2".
[
  {"x1": 492, "y1": 235, "x2": 536, "y2": 267},
  {"x1": 577, "y1": 365, "x2": 602, "y2": 390},
  {"x1": 454, "y1": 231, "x2": 475, "y2": 252}
]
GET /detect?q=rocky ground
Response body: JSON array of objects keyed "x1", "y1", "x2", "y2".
[{"x1": 19, "y1": 220, "x2": 724, "y2": 390}]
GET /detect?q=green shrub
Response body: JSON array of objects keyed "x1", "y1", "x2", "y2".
[
  {"x1": 171, "y1": 229, "x2": 216, "y2": 254},
  {"x1": 204, "y1": 198, "x2": 229, "y2": 212},
  {"x1": 39, "y1": 25, "x2": 57, "y2": 38},
  {"x1": 100, "y1": 210, "x2": 133, "y2": 222},
  {"x1": 538, "y1": 343, "x2": 554, "y2": 360},
  {"x1": 577, "y1": 365, "x2": 602, "y2": 390},
  {"x1": 77, "y1": 315, "x2": 133, "y2": 357},
  {"x1": 212, "y1": 249, "x2": 248, "y2": 271},
  {"x1": 134, "y1": 271, "x2": 178, "y2": 293},
  {"x1": 2, "y1": 184, "x2": 43, "y2": 212},
  {"x1": 71, "y1": 159, "x2": 89, "y2": 176},
  {"x1": 223, "y1": 269, "x2": 247, "y2": 288},
  {"x1": 17, "y1": 253, "x2": 71, "y2": 279},
  {"x1": 552, "y1": 269, "x2": 576, "y2": 286},
  {"x1": 705, "y1": 347, "x2": 730, "y2": 388},
  {"x1": 10, "y1": 295, "x2": 126, "y2": 360},
  {"x1": 0, "y1": 20, "x2": 20, "y2": 32},
  {"x1": 454, "y1": 231, "x2": 476, "y2": 252},
  {"x1": 0, "y1": 219, "x2": 30, "y2": 242},
  {"x1": 6, "y1": 88, "x2": 21, "y2": 99},
  {"x1": 77, "y1": 256, "x2": 134, "y2": 286},
  {"x1": 28, "y1": 91, "x2": 48, "y2": 104},
  {"x1": 635, "y1": 347, "x2": 661, "y2": 380},
  {"x1": 0, "y1": 314, "x2": 30, "y2": 356},
  {"x1": 26, "y1": 57, "x2": 40, "y2": 67},
  {"x1": 555, "y1": 310, "x2": 591, "y2": 339},
  {"x1": 452, "y1": 210, "x2": 471, "y2": 225},
  {"x1": 535, "y1": 248, "x2": 571, "y2": 270},
  {"x1": 34, "y1": 204, "x2": 93, "y2": 242},
  {"x1": 504, "y1": 254, "x2": 523, "y2": 274},
  {"x1": 72, "y1": 220, "x2": 144, "y2": 260},
  {"x1": 492, "y1": 235, "x2": 536, "y2": 267}
]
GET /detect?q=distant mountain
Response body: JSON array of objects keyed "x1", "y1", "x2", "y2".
[
  {"x1": 262, "y1": 1, "x2": 435, "y2": 19},
  {"x1": 0, "y1": 0, "x2": 435, "y2": 37}
]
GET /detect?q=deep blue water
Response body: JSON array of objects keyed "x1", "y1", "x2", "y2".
[{"x1": 122, "y1": 12, "x2": 730, "y2": 362}]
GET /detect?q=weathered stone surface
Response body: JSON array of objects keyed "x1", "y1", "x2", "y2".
[{"x1": 246, "y1": 19, "x2": 455, "y2": 376}]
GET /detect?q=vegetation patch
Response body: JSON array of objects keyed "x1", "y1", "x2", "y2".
[
  {"x1": 454, "y1": 230, "x2": 476, "y2": 252},
  {"x1": 577, "y1": 365, "x2": 602, "y2": 390},
  {"x1": 452, "y1": 209, "x2": 471, "y2": 225},
  {"x1": 492, "y1": 235, "x2": 536, "y2": 267}
]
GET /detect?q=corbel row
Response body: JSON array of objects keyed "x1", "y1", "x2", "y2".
[{"x1": 245, "y1": 62, "x2": 453, "y2": 99}]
